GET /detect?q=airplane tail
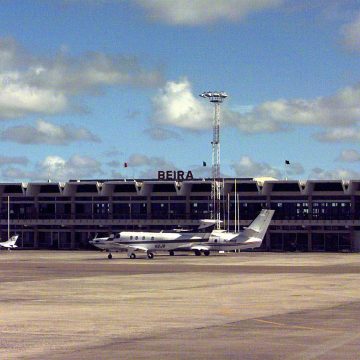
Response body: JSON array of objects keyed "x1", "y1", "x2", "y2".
[
  {"x1": 197, "y1": 219, "x2": 222, "y2": 232},
  {"x1": 9, "y1": 235, "x2": 19, "y2": 246},
  {"x1": 0, "y1": 235, "x2": 19, "y2": 249},
  {"x1": 243, "y1": 209, "x2": 275, "y2": 240}
]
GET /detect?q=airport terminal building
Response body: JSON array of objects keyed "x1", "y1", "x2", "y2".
[{"x1": 2, "y1": 178, "x2": 360, "y2": 252}]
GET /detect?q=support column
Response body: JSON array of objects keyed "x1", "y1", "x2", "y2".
[
  {"x1": 34, "y1": 226, "x2": 39, "y2": 249},
  {"x1": 307, "y1": 228, "x2": 312, "y2": 252},
  {"x1": 265, "y1": 232, "x2": 271, "y2": 251},
  {"x1": 108, "y1": 196, "x2": 113, "y2": 220},
  {"x1": 70, "y1": 228, "x2": 76, "y2": 249},
  {"x1": 186, "y1": 193, "x2": 191, "y2": 220},
  {"x1": 147, "y1": 195, "x2": 151, "y2": 220},
  {"x1": 71, "y1": 196, "x2": 75, "y2": 220}
]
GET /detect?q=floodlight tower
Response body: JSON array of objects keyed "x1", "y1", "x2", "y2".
[{"x1": 200, "y1": 91, "x2": 228, "y2": 229}]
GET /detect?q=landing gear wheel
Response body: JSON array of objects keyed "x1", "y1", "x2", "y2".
[
  {"x1": 129, "y1": 253, "x2": 136, "y2": 259},
  {"x1": 169, "y1": 250, "x2": 175, "y2": 256},
  {"x1": 194, "y1": 249, "x2": 201, "y2": 256},
  {"x1": 108, "y1": 253, "x2": 112, "y2": 259},
  {"x1": 147, "y1": 252, "x2": 154, "y2": 259},
  {"x1": 204, "y1": 250, "x2": 210, "y2": 256}
]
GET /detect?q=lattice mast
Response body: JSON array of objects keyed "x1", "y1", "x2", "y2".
[{"x1": 199, "y1": 91, "x2": 228, "y2": 229}]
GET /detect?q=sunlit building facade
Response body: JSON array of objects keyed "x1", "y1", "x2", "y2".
[{"x1": 2, "y1": 178, "x2": 360, "y2": 252}]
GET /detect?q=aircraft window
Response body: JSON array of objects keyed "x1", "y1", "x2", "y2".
[
  {"x1": 142, "y1": 236, "x2": 145, "y2": 240},
  {"x1": 135, "y1": 236, "x2": 138, "y2": 240},
  {"x1": 130, "y1": 236, "x2": 133, "y2": 240},
  {"x1": 214, "y1": 239, "x2": 217, "y2": 243},
  {"x1": 151, "y1": 236, "x2": 154, "y2": 240}
]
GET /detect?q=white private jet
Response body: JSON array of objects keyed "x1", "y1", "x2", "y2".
[
  {"x1": 89, "y1": 220, "x2": 217, "y2": 259},
  {"x1": 90, "y1": 209, "x2": 274, "y2": 259},
  {"x1": 190, "y1": 209, "x2": 274, "y2": 255},
  {"x1": 0, "y1": 235, "x2": 19, "y2": 250}
]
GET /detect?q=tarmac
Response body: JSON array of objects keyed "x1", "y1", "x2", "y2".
[{"x1": 1, "y1": 250, "x2": 360, "y2": 359}]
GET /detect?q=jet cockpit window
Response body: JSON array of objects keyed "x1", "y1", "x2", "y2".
[{"x1": 115, "y1": 233, "x2": 121, "y2": 239}]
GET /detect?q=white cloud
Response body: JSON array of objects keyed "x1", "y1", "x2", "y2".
[
  {"x1": 0, "y1": 37, "x2": 162, "y2": 120},
  {"x1": 2, "y1": 154, "x2": 104, "y2": 181},
  {"x1": 310, "y1": 167, "x2": 360, "y2": 180},
  {"x1": 152, "y1": 79, "x2": 211, "y2": 130},
  {"x1": 0, "y1": 73, "x2": 68, "y2": 118},
  {"x1": 337, "y1": 149, "x2": 360, "y2": 162},
  {"x1": 286, "y1": 162, "x2": 305, "y2": 176},
  {"x1": 224, "y1": 107, "x2": 286, "y2": 133},
  {"x1": 153, "y1": 79, "x2": 360, "y2": 139},
  {"x1": 25, "y1": 52, "x2": 162, "y2": 94},
  {"x1": 107, "y1": 160, "x2": 121, "y2": 168},
  {"x1": 37, "y1": 155, "x2": 103, "y2": 181},
  {"x1": 143, "y1": 127, "x2": 182, "y2": 141},
  {"x1": 0, "y1": 119, "x2": 100, "y2": 144},
  {"x1": 246, "y1": 84, "x2": 360, "y2": 128},
  {"x1": 341, "y1": 12, "x2": 360, "y2": 51},
  {"x1": 315, "y1": 127, "x2": 360, "y2": 142},
  {"x1": 0, "y1": 156, "x2": 28, "y2": 166},
  {"x1": 102, "y1": 147, "x2": 123, "y2": 157},
  {"x1": 231, "y1": 156, "x2": 281, "y2": 178},
  {"x1": 110, "y1": 170, "x2": 125, "y2": 178},
  {"x1": 136, "y1": 0, "x2": 283, "y2": 25},
  {"x1": 1, "y1": 167, "x2": 30, "y2": 180},
  {"x1": 127, "y1": 153, "x2": 176, "y2": 169}
]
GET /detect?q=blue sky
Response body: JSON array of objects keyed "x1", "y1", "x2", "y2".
[{"x1": 1, "y1": 0, "x2": 360, "y2": 181}]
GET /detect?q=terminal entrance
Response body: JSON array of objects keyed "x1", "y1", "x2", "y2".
[
  {"x1": 311, "y1": 233, "x2": 351, "y2": 252},
  {"x1": 38, "y1": 232, "x2": 71, "y2": 249},
  {"x1": 269, "y1": 232, "x2": 308, "y2": 252}
]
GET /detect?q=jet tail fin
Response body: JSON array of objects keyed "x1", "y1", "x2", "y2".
[
  {"x1": 9, "y1": 235, "x2": 19, "y2": 245},
  {"x1": 243, "y1": 209, "x2": 275, "y2": 240},
  {"x1": 0, "y1": 235, "x2": 19, "y2": 248}
]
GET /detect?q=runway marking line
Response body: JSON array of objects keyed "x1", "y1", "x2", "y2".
[{"x1": 254, "y1": 319, "x2": 339, "y2": 332}]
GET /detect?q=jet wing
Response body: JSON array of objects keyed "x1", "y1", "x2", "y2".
[
  {"x1": 126, "y1": 245, "x2": 149, "y2": 252},
  {"x1": 190, "y1": 245, "x2": 210, "y2": 251}
]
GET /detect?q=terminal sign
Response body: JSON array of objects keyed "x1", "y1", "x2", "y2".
[{"x1": 158, "y1": 170, "x2": 193, "y2": 181}]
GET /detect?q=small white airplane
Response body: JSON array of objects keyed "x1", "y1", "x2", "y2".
[
  {"x1": 90, "y1": 209, "x2": 274, "y2": 259},
  {"x1": 0, "y1": 235, "x2": 19, "y2": 250}
]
